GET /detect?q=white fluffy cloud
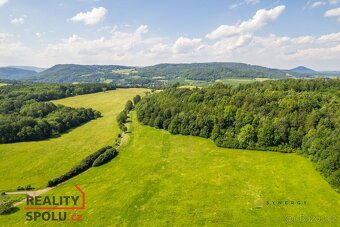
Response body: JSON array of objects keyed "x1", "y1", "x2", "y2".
[
  {"x1": 70, "y1": 7, "x2": 107, "y2": 25},
  {"x1": 324, "y1": 7, "x2": 340, "y2": 16},
  {"x1": 173, "y1": 37, "x2": 202, "y2": 54},
  {"x1": 1, "y1": 3, "x2": 340, "y2": 70},
  {"x1": 0, "y1": 32, "x2": 35, "y2": 65},
  {"x1": 206, "y1": 5, "x2": 285, "y2": 39},
  {"x1": 11, "y1": 17, "x2": 24, "y2": 24},
  {"x1": 0, "y1": 0, "x2": 8, "y2": 7},
  {"x1": 38, "y1": 25, "x2": 157, "y2": 65},
  {"x1": 2, "y1": 26, "x2": 340, "y2": 70}
]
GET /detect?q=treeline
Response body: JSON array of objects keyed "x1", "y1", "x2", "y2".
[
  {"x1": 0, "y1": 83, "x2": 115, "y2": 143},
  {"x1": 0, "y1": 83, "x2": 116, "y2": 114},
  {"x1": 136, "y1": 79, "x2": 340, "y2": 190},
  {"x1": 48, "y1": 146, "x2": 117, "y2": 187},
  {"x1": 117, "y1": 95, "x2": 141, "y2": 132},
  {"x1": 0, "y1": 105, "x2": 100, "y2": 143}
]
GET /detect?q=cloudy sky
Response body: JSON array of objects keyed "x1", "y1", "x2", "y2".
[{"x1": 1, "y1": 0, "x2": 340, "y2": 70}]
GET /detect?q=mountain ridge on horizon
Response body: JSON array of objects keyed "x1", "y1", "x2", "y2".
[{"x1": 1, "y1": 62, "x2": 339, "y2": 84}]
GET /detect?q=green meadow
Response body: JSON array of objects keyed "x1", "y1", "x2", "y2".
[
  {"x1": 215, "y1": 78, "x2": 271, "y2": 86},
  {"x1": 1, "y1": 111, "x2": 338, "y2": 226},
  {"x1": 111, "y1": 69, "x2": 138, "y2": 75},
  {"x1": 0, "y1": 88, "x2": 147, "y2": 191}
]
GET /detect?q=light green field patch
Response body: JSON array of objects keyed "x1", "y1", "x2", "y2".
[
  {"x1": 255, "y1": 77, "x2": 271, "y2": 81},
  {"x1": 79, "y1": 73, "x2": 93, "y2": 77},
  {"x1": 0, "y1": 89, "x2": 147, "y2": 191},
  {"x1": 111, "y1": 69, "x2": 138, "y2": 75},
  {"x1": 152, "y1": 76, "x2": 164, "y2": 79},
  {"x1": 179, "y1": 85, "x2": 201, "y2": 89},
  {"x1": 99, "y1": 78, "x2": 113, "y2": 83},
  {"x1": 2, "y1": 113, "x2": 338, "y2": 226},
  {"x1": 6, "y1": 194, "x2": 26, "y2": 203},
  {"x1": 215, "y1": 78, "x2": 256, "y2": 85}
]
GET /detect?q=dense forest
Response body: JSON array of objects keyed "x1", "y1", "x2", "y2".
[
  {"x1": 136, "y1": 79, "x2": 340, "y2": 190},
  {"x1": 0, "y1": 83, "x2": 115, "y2": 143}
]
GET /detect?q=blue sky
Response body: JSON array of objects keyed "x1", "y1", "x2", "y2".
[{"x1": 1, "y1": 0, "x2": 340, "y2": 70}]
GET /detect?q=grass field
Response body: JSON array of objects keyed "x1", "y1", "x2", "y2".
[
  {"x1": 111, "y1": 69, "x2": 138, "y2": 75},
  {"x1": 6, "y1": 194, "x2": 26, "y2": 203},
  {"x1": 215, "y1": 78, "x2": 270, "y2": 86},
  {"x1": 1, "y1": 112, "x2": 338, "y2": 226},
  {"x1": 0, "y1": 88, "x2": 147, "y2": 191}
]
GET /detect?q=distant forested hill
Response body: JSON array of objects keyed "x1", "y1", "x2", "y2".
[
  {"x1": 11, "y1": 66, "x2": 46, "y2": 73},
  {"x1": 136, "y1": 78, "x2": 340, "y2": 190},
  {"x1": 139, "y1": 62, "x2": 294, "y2": 81},
  {"x1": 6, "y1": 62, "x2": 340, "y2": 85},
  {"x1": 0, "y1": 67, "x2": 37, "y2": 80},
  {"x1": 37, "y1": 64, "x2": 132, "y2": 83},
  {"x1": 290, "y1": 66, "x2": 316, "y2": 74},
  {"x1": 32, "y1": 63, "x2": 302, "y2": 84},
  {"x1": 290, "y1": 66, "x2": 340, "y2": 77}
]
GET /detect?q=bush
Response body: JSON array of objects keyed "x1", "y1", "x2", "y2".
[
  {"x1": 133, "y1": 95, "x2": 141, "y2": 105},
  {"x1": 25, "y1": 184, "x2": 33, "y2": 190},
  {"x1": 125, "y1": 100, "x2": 134, "y2": 112},
  {"x1": 121, "y1": 125, "x2": 127, "y2": 132},
  {"x1": 0, "y1": 195, "x2": 14, "y2": 215},
  {"x1": 117, "y1": 111, "x2": 127, "y2": 125},
  {"x1": 92, "y1": 148, "x2": 118, "y2": 167},
  {"x1": 17, "y1": 186, "x2": 24, "y2": 191}
]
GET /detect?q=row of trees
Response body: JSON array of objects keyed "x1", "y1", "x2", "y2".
[
  {"x1": 0, "y1": 83, "x2": 113, "y2": 143},
  {"x1": 92, "y1": 148, "x2": 118, "y2": 167},
  {"x1": 48, "y1": 146, "x2": 115, "y2": 187},
  {"x1": 136, "y1": 79, "x2": 340, "y2": 190},
  {"x1": 117, "y1": 95, "x2": 141, "y2": 132}
]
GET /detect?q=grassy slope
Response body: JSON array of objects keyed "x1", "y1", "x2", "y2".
[
  {"x1": 0, "y1": 89, "x2": 147, "y2": 191},
  {"x1": 2, "y1": 113, "x2": 339, "y2": 226}
]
